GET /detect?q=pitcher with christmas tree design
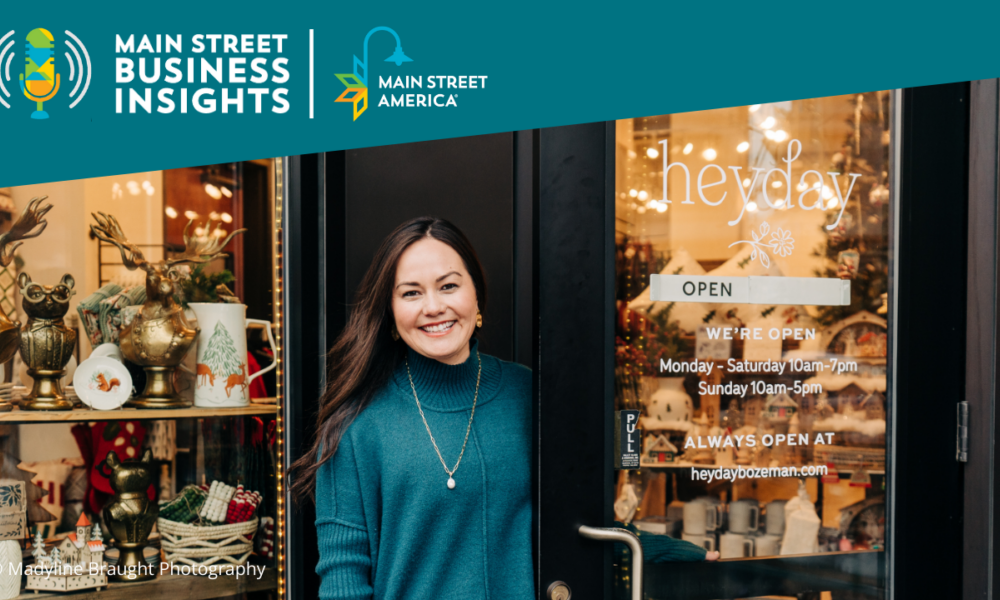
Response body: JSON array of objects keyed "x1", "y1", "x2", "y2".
[{"x1": 188, "y1": 303, "x2": 276, "y2": 407}]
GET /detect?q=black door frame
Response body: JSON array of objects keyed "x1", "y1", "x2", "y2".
[{"x1": 964, "y1": 78, "x2": 999, "y2": 600}]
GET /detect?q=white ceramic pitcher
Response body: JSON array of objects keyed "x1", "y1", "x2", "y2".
[{"x1": 188, "y1": 303, "x2": 276, "y2": 407}]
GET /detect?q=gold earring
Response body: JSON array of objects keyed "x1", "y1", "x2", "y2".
[
  {"x1": 391, "y1": 326, "x2": 400, "y2": 341},
  {"x1": 476, "y1": 311, "x2": 483, "y2": 328}
]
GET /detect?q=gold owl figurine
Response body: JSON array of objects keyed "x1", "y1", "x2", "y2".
[
  {"x1": 90, "y1": 213, "x2": 245, "y2": 409},
  {"x1": 0, "y1": 197, "x2": 53, "y2": 369},
  {"x1": 18, "y1": 273, "x2": 77, "y2": 410}
]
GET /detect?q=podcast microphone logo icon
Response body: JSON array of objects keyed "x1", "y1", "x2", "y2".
[
  {"x1": 0, "y1": 28, "x2": 90, "y2": 119},
  {"x1": 20, "y1": 28, "x2": 59, "y2": 119}
]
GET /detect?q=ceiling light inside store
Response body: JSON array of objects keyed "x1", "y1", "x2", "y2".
[
  {"x1": 683, "y1": 143, "x2": 693, "y2": 155},
  {"x1": 637, "y1": 206, "x2": 647, "y2": 214},
  {"x1": 747, "y1": 201, "x2": 758, "y2": 212},
  {"x1": 646, "y1": 200, "x2": 658, "y2": 209},
  {"x1": 796, "y1": 182, "x2": 808, "y2": 192},
  {"x1": 749, "y1": 105, "x2": 761, "y2": 113},
  {"x1": 126, "y1": 181, "x2": 141, "y2": 196},
  {"x1": 142, "y1": 181, "x2": 155, "y2": 196},
  {"x1": 165, "y1": 206, "x2": 178, "y2": 219},
  {"x1": 822, "y1": 186, "x2": 834, "y2": 200},
  {"x1": 773, "y1": 130, "x2": 788, "y2": 142},
  {"x1": 221, "y1": 212, "x2": 233, "y2": 223},
  {"x1": 737, "y1": 141, "x2": 749, "y2": 153},
  {"x1": 204, "y1": 183, "x2": 223, "y2": 200},
  {"x1": 764, "y1": 130, "x2": 775, "y2": 140},
  {"x1": 656, "y1": 202, "x2": 667, "y2": 213},
  {"x1": 184, "y1": 210, "x2": 198, "y2": 220},
  {"x1": 760, "y1": 116, "x2": 775, "y2": 129},
  {"x1": 220, "y1": 186, "x2": 233, "y2": 198},
  {"x1": 742, "y1": 178, "x2": 751, "y2": 188},
  {"x1": 827, "y1": 198, "x2": 839, "y2": 209},
  {"x1": 646, "y1": 148, "x2": 659, "y2": 159},
  {"x1": 702, "y1": 148, "x2": 717, "y2": 161},
  {"x1": 629, "y1": 189, "x2": 638, "y2": 198},
  {"x1": 628, "y1": 150, "x2": 637, "y2": 159},
  {"x1": 638, "y1": 191, "x2": 649, "y2": 201},
  {"x1": 772, "y1": 181, "x2": 782, "y2": 188},
  {"x1": 775, "y1": 199, "x2": 785, "y2": 207}
]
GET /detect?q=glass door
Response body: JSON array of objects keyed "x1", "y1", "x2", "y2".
[
  {"x1": 535, "y1": 85, "x2": 970, "y2": 600},
  {"x1": 616, "y1": 93, "x2": 891, "y2": 598}
]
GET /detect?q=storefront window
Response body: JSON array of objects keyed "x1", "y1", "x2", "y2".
[
  {"x1": 614, "y1": 94, "x2": 892, "y2": 591},
  {"x1": 0, "y1": 160, "x2": 282, "y2": 593}
]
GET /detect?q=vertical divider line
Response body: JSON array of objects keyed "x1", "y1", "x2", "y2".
[{"x1": 309, "y1": 29, "x2": 315, "y2": 119}]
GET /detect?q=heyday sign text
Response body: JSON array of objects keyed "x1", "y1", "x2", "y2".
[{"x1": 651, "y1": 138, "x2": 861, "y2": 228}]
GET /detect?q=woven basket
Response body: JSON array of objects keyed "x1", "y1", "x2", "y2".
[{"x1": 158, "y1": 517, "x2": 258, "y2": 570}]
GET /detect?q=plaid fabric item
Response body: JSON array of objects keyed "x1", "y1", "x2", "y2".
[
  {"x1": 98, "y1": 286, "x2": 146, "y2": 344},
  {"x1": 76, "y1": 284, "x2": 123, "y2": 346}
]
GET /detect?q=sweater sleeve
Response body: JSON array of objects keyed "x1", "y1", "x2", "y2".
[{"x1": 315, "y1": 431, "x2": 375, "y2": 600}]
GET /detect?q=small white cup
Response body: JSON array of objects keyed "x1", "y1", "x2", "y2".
[{"x1": 720, "y1": 532, "x2": 754, "y2": 559}]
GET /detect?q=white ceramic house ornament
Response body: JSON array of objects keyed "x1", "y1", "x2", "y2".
[{"x1": 26, "y1": 513, "x2": 107, "y2": 593}]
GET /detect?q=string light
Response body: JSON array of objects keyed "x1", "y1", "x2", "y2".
[{"x1": 274, "y1": 157, "x2": 287, "y2": 599}]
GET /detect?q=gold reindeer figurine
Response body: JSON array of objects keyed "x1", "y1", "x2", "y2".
[
  {"x1": 0, "y1": 198, "x2": 52, "y2": 411},
  {"x1": 90, "y1": 214, "x2": 245, "y2": 408}
]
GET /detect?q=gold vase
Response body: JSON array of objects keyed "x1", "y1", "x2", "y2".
[{"x1": 18, "y1": 273, "x2": 76, "y2": 411}]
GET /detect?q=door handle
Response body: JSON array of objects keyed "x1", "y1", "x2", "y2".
[{"x1": 578, "y1": 525, "x2": 643, "y2": 600}]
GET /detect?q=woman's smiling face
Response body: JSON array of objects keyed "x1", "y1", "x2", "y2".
[{"x1": 392, "y1": 237, "x2": 478, "y2": 365}]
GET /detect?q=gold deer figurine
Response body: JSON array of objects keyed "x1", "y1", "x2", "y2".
[
  {"x1": 90, "y1": 214, "x2": 245, "y2": 408},
  {"x1": 0, "y1": 198, "x2": 52, "y2": 411}
]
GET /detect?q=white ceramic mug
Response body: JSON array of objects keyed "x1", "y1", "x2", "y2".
[
  {"x1": 755, "y1": 533, "x2": 782, "y2": 556},
  {"x1": 683, "y1": 499, "x2": 719, "y2": 535},
  {"x1": 681, "y1": 532, "x2": 715, "y2": 552},
  {"x1": 719, "y1": 532, "x2": 754, "y2": 559},
  {"x1": 765, "y1": 500, "x2": 786, "y2": 535},
  {"x1": 188, "y1": 304, "x2": 276, "y2": 407},
  {"x1": 729, "y1": 499, "x2": 760, "y2": 534}
]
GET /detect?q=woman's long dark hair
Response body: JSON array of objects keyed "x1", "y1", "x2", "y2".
[{"x1": 291, "y1": 216, "x2": 488, "y2": 501}]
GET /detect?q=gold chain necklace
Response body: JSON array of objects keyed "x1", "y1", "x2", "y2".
[{"x1": 405, "y1": 351, "x2": 482, "y2": 490}]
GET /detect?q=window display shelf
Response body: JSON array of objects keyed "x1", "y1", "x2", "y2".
[
  {"x1": 0, "y1": 403, "x2": 277, "y2": 423},
  {"x1": 642, "y1": 549, "x2": 883, "y2": 599},
  {"x1": 16, "y1": 568, "x2": 276, "y2": 600}
]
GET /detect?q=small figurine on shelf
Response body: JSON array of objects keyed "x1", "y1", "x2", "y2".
[
  {"x1": 17, "y1": 273, "x2": 77, "y2": 410},
  {"x1": 642, "y1": 434, "x2": 678, "y2": 465},
  {"x1": 30, "y1": 529, "x2": 46, "y2": 561},
  {"x1": 102, "y1": 449, "x2": 158, "y2": 581},
  {"x1": 90, "y1": 214, "x2": 245, "y2": 408},
  {"x1": 25, "y1": 513, "x2": 107, "y2": 593}
]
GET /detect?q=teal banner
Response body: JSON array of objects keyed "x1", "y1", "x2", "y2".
[{"x1": 0, "y1": 0, "x2": 997, "y2": 185}]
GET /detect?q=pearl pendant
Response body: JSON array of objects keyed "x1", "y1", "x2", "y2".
[{"x1": 447, "y1": 477, "x2": 456, "y2": 489}]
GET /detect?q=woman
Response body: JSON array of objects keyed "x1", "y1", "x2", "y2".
[{"x1": 292, "y1": 217, "x2": 534, "y2": 600}]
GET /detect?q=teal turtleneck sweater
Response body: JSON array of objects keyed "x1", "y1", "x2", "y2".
[{"x1": 315, "y1": 340, "x2": 534, "y2": 600}]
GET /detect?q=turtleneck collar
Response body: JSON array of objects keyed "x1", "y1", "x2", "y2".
[{"x1": 392, "y1": 338, "x2": 502, "y2": 412}]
